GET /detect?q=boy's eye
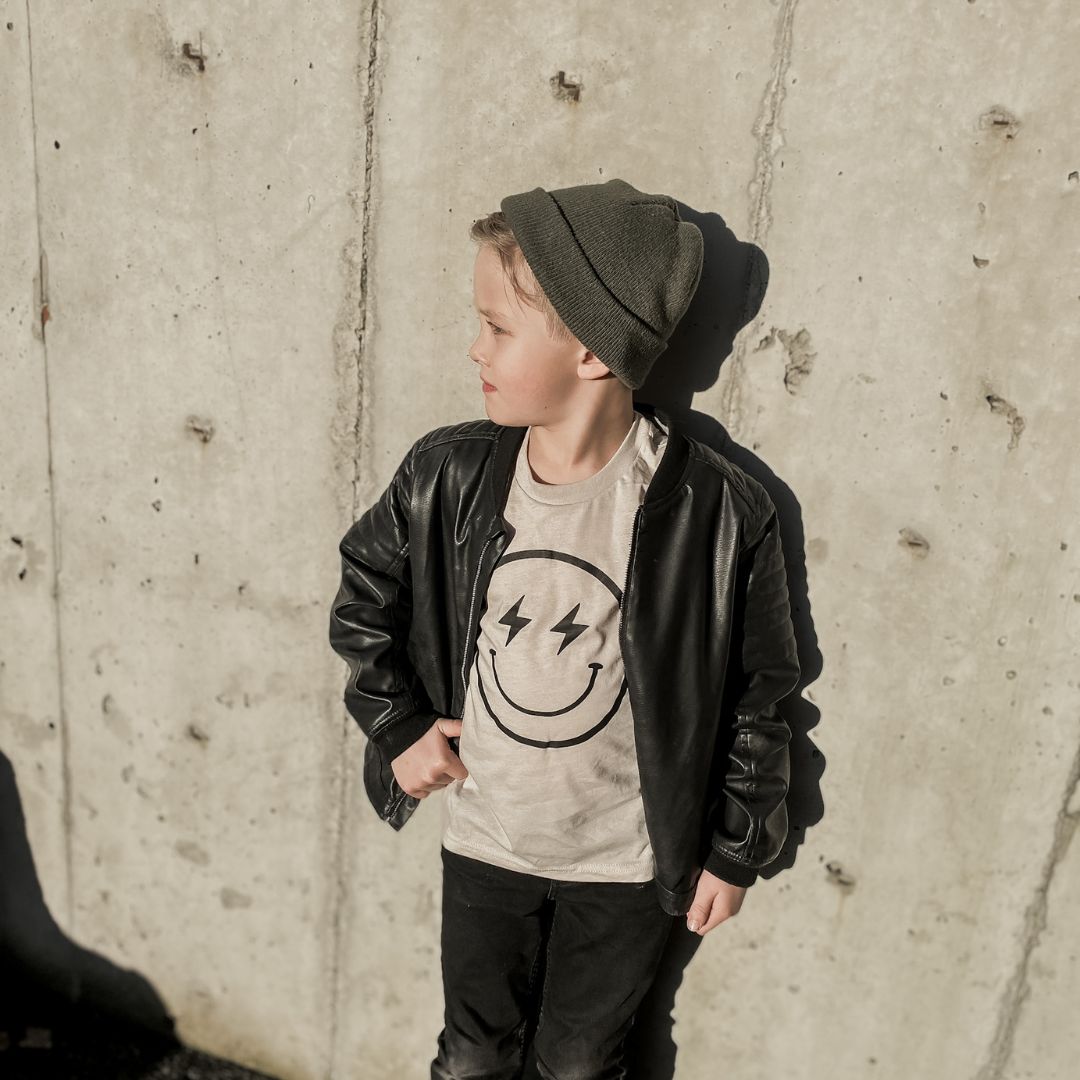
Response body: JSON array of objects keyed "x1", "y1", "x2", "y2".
[{"x1": 486, "y1": 321, "x2": 506, "y2": 335}]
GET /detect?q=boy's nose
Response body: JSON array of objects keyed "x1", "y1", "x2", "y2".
[{"x1": 468, "y1": 350, "x2": 490, "y2": 375}]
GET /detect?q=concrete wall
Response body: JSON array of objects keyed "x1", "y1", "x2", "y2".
[{"x1": 2, "y1": 1, "x2": 1078, "y2": 1077}]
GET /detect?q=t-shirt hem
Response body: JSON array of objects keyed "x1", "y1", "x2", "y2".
[{"x1": 441, "y1": 833, "x2": 655, "y2": 882}]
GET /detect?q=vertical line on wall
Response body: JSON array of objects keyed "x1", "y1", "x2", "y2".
[
  {"x1": 720, "y1": 0, "x2": 801, "y2": 435},
  {"x1": 24, "y1": 0, "x2": 78, "y2": 950},
  {"x1": 328, "y1": 3, "x2": 384, "y2": 1077}
]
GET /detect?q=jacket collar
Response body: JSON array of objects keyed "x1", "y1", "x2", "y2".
[{"x1": 487, "y1": 402, "x2": 690, "y2": 524}]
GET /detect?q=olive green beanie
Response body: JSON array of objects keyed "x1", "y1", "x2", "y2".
[{"x1": 499, "y1": 178, "x2": 704, "y2": 390}]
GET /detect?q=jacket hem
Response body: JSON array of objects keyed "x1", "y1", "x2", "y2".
[{"x1": 654, "y1": 879, "x2": 696, "y2": 917}]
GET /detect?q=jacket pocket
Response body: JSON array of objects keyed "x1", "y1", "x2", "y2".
[{"x1": 363, "y1": 736, "x2": 418, "y2": 827}]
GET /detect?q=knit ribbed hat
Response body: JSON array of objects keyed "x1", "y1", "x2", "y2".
[{"x1": 499, "y1": 178, "x2": 704, "y2": 390}]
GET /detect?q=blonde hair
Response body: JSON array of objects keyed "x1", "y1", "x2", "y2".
[{"x1": 469, "y1": 211, "x2": 575, "y2": 344}]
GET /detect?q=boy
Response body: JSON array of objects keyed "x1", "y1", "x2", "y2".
[{"x1": 328, "y1": 179, "x2": 801, "y2": 1079}]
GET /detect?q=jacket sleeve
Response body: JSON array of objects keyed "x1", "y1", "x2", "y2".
[
  {"x1": 704, "y1": 495, "x2": 800, "y2": 888},
  {"x1": 328, "y1": 436, "x2": 438, "y2": 763}
]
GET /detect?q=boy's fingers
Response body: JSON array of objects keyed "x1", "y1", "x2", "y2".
[
  {"x1": 689, "y1": 895, "x2": 732, "y2": 936},
  {"x1": 685, "y1": 904, "x2": 710, "y2": 934},
  {"x1": 442, "y1": 753, "x2": 468, "y2": 780},
  {"x1": 687, "y1": 889, "x2": 728, "y2": 934}
]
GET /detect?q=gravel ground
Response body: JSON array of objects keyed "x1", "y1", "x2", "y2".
[{"x1": 1, "y1": 978, "x2": 281, "y2": 1080}]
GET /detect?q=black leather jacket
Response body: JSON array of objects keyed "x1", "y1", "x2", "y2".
[{"x1": 328, "y1": 402, "x2": 800, "y2": 916}]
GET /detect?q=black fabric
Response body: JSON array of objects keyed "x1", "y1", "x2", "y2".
[{"x1": 431, "y1": 847, "x2": 674, "y2": 1080}]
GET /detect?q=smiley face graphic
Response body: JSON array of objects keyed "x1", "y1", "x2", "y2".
[{"x1": 474, "y1": 549, "x2": 630, "y2": 747}]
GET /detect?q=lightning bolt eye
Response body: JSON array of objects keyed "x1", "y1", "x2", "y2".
[
  {"x1": 498, "y1": 595, "x2": 531, "y2": 646},
  {"x1": 550, "y1": 603, "x2": 589, "y2": 655}
]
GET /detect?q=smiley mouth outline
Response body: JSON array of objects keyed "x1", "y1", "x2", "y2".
[
  {"x1": 489, "y1": 647, "x2": 602, "y2": 715},
  {"x1": 477, "y1": 658, "x2": 629, "y2": 748}
]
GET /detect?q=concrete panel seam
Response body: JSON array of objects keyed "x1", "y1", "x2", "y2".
[
  {"x1": 25, "y1": 3, "x2": 78, "y2": 936},
  {"x1": 329, "y1": 3, "x2": 384, "y2": 1078}
]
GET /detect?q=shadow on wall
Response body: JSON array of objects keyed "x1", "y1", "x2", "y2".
[
  {"x1": 0, "y1": 753, "x2": 280, "y2": 1079},
  {"x1": 643, "y1": 199, "x2": 825, "y2": 895},
  {"x1": 573, "y1": 200, "x2": 823, "y2": 1080}
]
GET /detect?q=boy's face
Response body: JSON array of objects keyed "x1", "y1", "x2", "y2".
[{"x1": 469, "y1": 245, "x2": 612, "y2": 424}]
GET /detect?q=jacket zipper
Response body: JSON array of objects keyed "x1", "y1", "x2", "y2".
[
  {"x1": 458, "y1": 531, "x2": 498, "y2": 711},
  {"x1": 618, "y1": 505, "x2": 643, "y2": 654}
]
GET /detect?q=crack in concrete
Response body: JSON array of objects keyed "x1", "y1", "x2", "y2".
[
  {"x1": 349, "y1": 10, "x2": 382, "y2": 525},
  {"x1": 747, "y1": 0, "x2": 798, "y2": 253},
  {"x1": 720, "y1": 0, "x2": 800, "y2": 434},
  {"x1": 328, "y1": 4, "x2": 383, "y2": 1078},
  {"x1": 23, "y1": 0, "x2": 76, "y2": 936},
  {"x1": 974, "y1": 733, "x2": 1080, "y2": 1079}
]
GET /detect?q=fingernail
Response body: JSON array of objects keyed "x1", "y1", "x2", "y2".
[{"x1": 687, "y1": 919, "x2": 698, "y2": 932}]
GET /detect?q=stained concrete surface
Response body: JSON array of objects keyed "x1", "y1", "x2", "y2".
[{"x1": 2, "y1": 0, "x2": 1079, "y2": 1078}]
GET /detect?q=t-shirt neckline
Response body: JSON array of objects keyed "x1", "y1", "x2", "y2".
[{"x1": 515, "y1": 411, "x2": 649, "y2": 505}]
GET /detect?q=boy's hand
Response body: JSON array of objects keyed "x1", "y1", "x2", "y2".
[
  {"x1": 685, "y1": 869, "x2": 746, "y2": 936},
  {"x1": 390, "y1": 718, "x2": 468, "y2": 799}
]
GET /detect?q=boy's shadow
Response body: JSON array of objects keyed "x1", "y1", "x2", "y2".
[
  {"x1": 525, "y1": 203, "x2": 824, "y2": 1079},
  {"x1": 0, "y1": 751, "x2": 280, "y2": 1078}
]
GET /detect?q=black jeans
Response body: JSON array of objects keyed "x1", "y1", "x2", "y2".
[{"x1": 431, "y1": 845, "x2": 675, "y2": 1080}]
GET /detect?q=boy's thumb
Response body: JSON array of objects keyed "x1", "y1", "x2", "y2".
[
  {"x1": 686, "y1": 906, "x2": 708, "y2": 933},
  {"x1": 436, "y1": 717, "x2": 463, "y2": 736}
]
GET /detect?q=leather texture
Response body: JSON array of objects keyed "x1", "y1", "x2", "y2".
[{"x1": 328, "y1": 402, "x2": 800, "y2": 916}]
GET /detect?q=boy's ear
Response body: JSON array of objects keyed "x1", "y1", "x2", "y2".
[{"x1": 578, "y1": 350, "x2": 617, "y2": 381}]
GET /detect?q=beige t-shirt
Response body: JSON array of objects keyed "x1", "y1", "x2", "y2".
[{"x1": 440, "y1": 410, "x2": 668, "y2": 881}]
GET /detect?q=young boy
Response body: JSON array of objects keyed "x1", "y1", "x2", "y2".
[{"x1": 328, "y1": 178, "x2": 801, "y2": 1079}]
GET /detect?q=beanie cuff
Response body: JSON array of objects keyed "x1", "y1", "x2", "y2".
[{"x1": 501, "y1": 187, "x2": 666, "y2": 389}]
